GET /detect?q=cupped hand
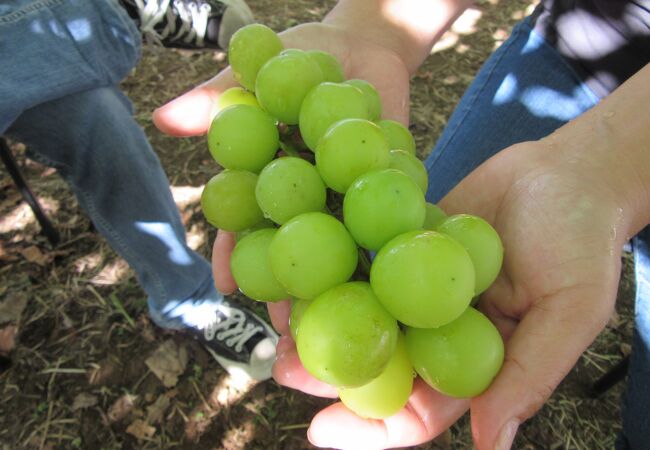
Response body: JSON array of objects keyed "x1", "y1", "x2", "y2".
[
  {"x1": 153, "y1": 21, "x2": 411, "y2": 137},
  {"x1": 436, "y1": 139, "x2": 628, "y2": 449},
  {"x1": 155, "y1": 19, "x2": 411, "y2": 299},
  {"x1": 267, "y1": 139, "x2": 629, "y2": 450}
]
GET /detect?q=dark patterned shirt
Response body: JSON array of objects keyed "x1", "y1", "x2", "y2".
[{"x1": 533, "y1": 0, "x2": 650, "y2": 97}]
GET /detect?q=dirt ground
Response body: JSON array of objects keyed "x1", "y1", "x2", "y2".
[{"x1": 0, "y1": 0, "x2": 636, "y2": 449}]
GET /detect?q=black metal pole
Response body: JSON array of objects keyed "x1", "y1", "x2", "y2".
[{"x1": 0, "y1": 138, "x2": 60, "y2": 246}]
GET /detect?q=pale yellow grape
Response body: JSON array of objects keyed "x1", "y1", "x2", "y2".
[
  {"x1": 370, "y1": 230, "x2": 475, "y2": 328},
  {"x1": 388, "y1": 149, "x2": 428, "y2": 194},
  {"x1": 378, "y1": 119, "x2": 416, "y2": 155},
  {"x1": 338, "y1": 333, "x2": 413, "y2": 419},
  {"x1": 228, "y1": 24, "x2": 283, "y2": 91}
]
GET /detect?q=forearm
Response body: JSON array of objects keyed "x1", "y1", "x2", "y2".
[
  {"x1": 542, "y1": 63, "x2": 650, "y2": 238},
  {"x1": 323, "y1": 0, "x2": 473, "y2": 74}
]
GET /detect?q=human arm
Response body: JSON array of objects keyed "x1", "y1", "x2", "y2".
[{"x1": 322, "y1": 0, "x2": 473, "y2": 74}]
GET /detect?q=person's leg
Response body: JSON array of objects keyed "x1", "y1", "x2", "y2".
[
  {"x1": 8, "y1": 86, "x2": 217, "y2": 328},
  {"x1": 7, "y1": 86, "x2": 277, "y2": 380},
  {"x1": 618, "y1": 230, "x2": 650, "y2": 448},
  {"x1": 0, "y1": 0, "x2": 141, "y2": 134},
  {"x1": 424, "y1": 16, "x2": 599, "y2": 203},
  {"x1": 2, "y1": 0, "x2": 276, "y2": 380},
  {"x1": 423, "y1": 14, "x2": 648, "y2": 448}
]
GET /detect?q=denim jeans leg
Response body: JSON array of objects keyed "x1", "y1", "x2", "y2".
[
  {"x1": 7, "y1": 86, "x2": 223, "y2": 330},
  {"x1": 0, "y1": 0, "x2": 141, "y2": 133},
  {"x1": 424, "y1": 17, "x2": 600, "y2": 204},
  {"x1": 423, "y1": 15, "x2": 649, "y2": 447},
  {"x1": 617, "y1": 228, "x2": 650, "y2": 449}
]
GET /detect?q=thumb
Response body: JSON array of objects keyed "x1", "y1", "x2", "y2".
[
  {"x1": 470, "y1": 282, "x2": 617, "y2": 450},
  {"x1": 153, "y1": 67, "x2": 238, "y2": 137}
]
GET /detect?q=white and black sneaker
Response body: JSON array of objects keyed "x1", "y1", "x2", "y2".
[
  {"x1": 192, "y1": 300, "x2": 278, "y2": 381},
  {"x1": 119, "y1": 0, "x2": 255, "y2": 49}
]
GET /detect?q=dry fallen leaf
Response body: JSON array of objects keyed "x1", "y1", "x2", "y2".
[
  {"x1": 87, "y1": 358, "x2": 121, "y2": 386},
  {"x1": 126, "y1": 419, "x2": 156, "y2": 440},
  {"x1": 0, "y1": 325, "x2": 17, "y2": 355},
  {"x1": 72, "y1": 393, "x2": 98, "y2": 411},
  {"x1": 0, "y1": 293, "x2": 28, "y2": 325},
  {"x1": 146, "y1": 394, "x2": 171, "y2": 424},
  {"x1": 107, "y1": 393, "x2": 138, "y2": 423},
  {"x1": 90, "y1": 258, "x2": 131, "y2": 285},
  {"x1": 145, "y1": 339, "x2": 188, "y2": 388},
  {"x1": 19, "y1": 245, "x2": 51, "y2": 266}
]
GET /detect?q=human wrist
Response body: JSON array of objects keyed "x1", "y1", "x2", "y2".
[
  {"x1": 323, "y1": 0, "x2": 472, "y2": 74},
  {"x1": 540, "y1": 63, "x2": 650, "y2": 241}
]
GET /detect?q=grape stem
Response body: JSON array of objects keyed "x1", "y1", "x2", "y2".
[
  {"x1": 357, "y1": 248, "x2": 372, "y2": 279},
  {"x1": 279, "y1": 141, "x2": 300, "y2": 158}
]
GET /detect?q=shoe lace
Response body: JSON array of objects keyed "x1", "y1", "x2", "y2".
[
  {"x1": 203, "y1": 304, "x2": 263, "y2": 353},
  {"x1": 135, "y1": 0, "x2": 211, "y2": 47}
]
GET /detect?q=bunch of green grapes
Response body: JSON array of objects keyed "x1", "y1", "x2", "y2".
[{"x1": 200, "y1": 24, "x2": 506, "y2": 420}]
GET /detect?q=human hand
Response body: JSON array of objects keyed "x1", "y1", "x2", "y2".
[
  {"x1": 153, "y1": 21, "x2": 411, "y2": 137},
  {"x1": 261, "y1": 137, "x2": 631, "y2": 450},
  {"x1": 153, "y1": 18, "x2": 413, "y2": 317},
  {"x1": 153, "y1": 19, "x2": 412, "y2": 295}
]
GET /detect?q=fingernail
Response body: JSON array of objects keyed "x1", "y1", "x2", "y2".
[{"x1": 495, "y1": 419, "x2": 519, "y2": 450}]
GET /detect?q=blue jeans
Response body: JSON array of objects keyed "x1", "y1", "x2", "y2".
[
  {"x1": 2, "y1": 0, "x2": 224, "y2": 330},
  {"x1": 424, "y1": 16, "x2": 649, "y2": 448}
]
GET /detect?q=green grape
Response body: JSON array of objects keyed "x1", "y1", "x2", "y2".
[
  {"x1": 228, "y1": 24, "x2": 283, "y2": 91},
  {"x1": 279, "y1": 48, "x2": 304, "y2": 57},
  {"x1": 370, "y1": 230, "x2": 475, "y2": 328},
  {"x1": 256, "y1": 157, "x2": 327, "y2": 224},
  {"x1": 231, "y1": 229, "x2": 288, "y2": 302},
  {"x1": 207, "y1": 104, "x2": 279, "y2": 173},
  {"x1": 378, "y1": 119, "x2": 416, "y2": 155},
  {"x1": 423, "y1": 203, "x2": 447, "y2": 230},
  {"x1": 296, "y1": 282, "x2": 398, "y2": 387},
  {"x1": 316, "y1": 119, "x2": 390, "y2": 193},
  {"x1": 299, "y1": 82, "x2": 369, "y2": 151},
  {"x1": 308, "y1": 50, "x2": 345, "y2": 82},
  {"x1": 236, "y1": 218, "x2": 275, "y2": 242},
  {"x1": 269, "y1": 212, "x2": 358, "y2": 299},
  {"x1": 338, "y1": 333, "x2": 413, "y2": 419},
  {"x1": 344, "y1": 79, "x2": 382, "y2": 121},
  {"x1": 216, "y1": 87, "x2": 260, "y2": 113},
  {"x1": 405, "y1": 307, "x2": 504, "y2": 398},
  {"x1": 343, "y1": 169, "x2": 425, "y2": 251},
  {"x1": 201, "y1": 170, "x2": 263, "y2": 231},
  {"x1": 289, "y1": 298, "x2": 312, "y2": 341},
  {"x1": 437, "y1": 214, "x2": 504, "y2": 295},
  {"x1": 388, "y1": 149, "x2": 428, "y2": 194},
  {"x1": 255, "y1": 51, "x2": 323, "y2": 124}
]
